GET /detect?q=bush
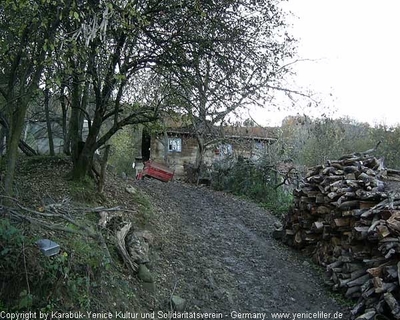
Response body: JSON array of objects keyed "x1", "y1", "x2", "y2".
[
  {"x1": 211, "y1": 157, "x2": 293, "y2": 215},
  {"x1": 107, "y1": 126, "x2": 141, "y2": 176}
]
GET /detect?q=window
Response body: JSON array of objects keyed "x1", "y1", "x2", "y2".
[
  {"x1": 254, "y1": 141, "x2": 265, "y2": 151},
  {"x1": 168, "y1": 138, "x2": 182, "y2": 152},
  {"x1": 216, "y1": 143, "x2": 232, "y2": 158}
]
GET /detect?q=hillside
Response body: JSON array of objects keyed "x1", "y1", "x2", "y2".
[{"x1": 0, "y1": 156, "x2": 349, "y2": 317}]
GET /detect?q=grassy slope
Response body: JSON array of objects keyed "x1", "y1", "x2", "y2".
[{"x1": 0, "y1": 155, "x2": 156, "y2": 312}]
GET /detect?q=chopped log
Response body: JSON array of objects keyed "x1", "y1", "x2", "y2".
[
  {"x1": 343, "y1": 263, "x2": 364, "y2": 273},
  {"x1": 346, "y1": 285, "x2": 361, "y2": 298},
  {"x1": 311, "y1": 221, "x2": 324, "y2": 232},
  {"x1": 344, "y1": 165, "x2": 360, "y2": 173},
  {"x1": 373, "y1": 276, "x2": 383, "y2": 291},
  {"x1": 317, "y1": 206, "x2": 331, "y2": 214},
  {"x1": 351, "y1": 269, "x2": 368, "y2": 280},
  {"x1": 384, "y1": 248, "x2": 396, "y2": 259},
  {"x1": 345, "y1": 173, "x2": 357, "y2": 180},
  {"x1": 294, "y1": 231, "x2": 303, "y2": 246},
  {"x1": 361, "y1": 279, "x2": 372, "y2": 294},
  {"x1": 368, "y1": 219, "x2": 384, "y2": 233},
  {"x1": 351, "y1": 300, "x2": 366, "y2": 317},
  {"x1": 339, "y1": 277, "x2": 351, "y2": 287},
  {"x1": 398, "y1": 261, "x2": 400, "y2": 286},
  {"x1": 353, "y1": 226, "x2": 369, "y2": 240},
  {"x1": 355, "y1": 310, "x2": 376, "y2": 320},
  {"x1": 327, "y1": 192, "x2": 339, "y2": 200},
  {"x1": 376, "y1": 225, "x2": 391, "y2": 239},
  {"x1": 334, "y1": 218, "x2": 350, "y2": 227},
  {"x1": 375, "y1": 282, "x2": 397, "y2": 294},
  {"x1": 315, "y1": 194, "x2": 325, "y2": 204},
  {"x1": 360, "y1": 201, "x2": 380, "y2": 209},
  {"x1": 383, "y1": 292, "x2": 400, "y2": 319},
  {"x1": 366, "y1": 262, "x2": 392, "y2": 277},
  {"x1": 361, "y1": 287, "x2": 375, "y2": 299},
  {"x1": 386, "y1": 211, "x2": 400, "y2": 234},
  {"x1": 347, "y1": 274, "x2": 371, "y2": 288},
  {"x1": 358, "y1": 172, "x2": 373, "y2": 183},
  {"x1": 300, "y1": 196, "x2": 315, "y2": 203},
  {"x1": 363, "y1": 257, "x2": 389, "y2": 267},
  {"x1": 338, "y1": 200, "x2": 360, "y2": 210},
  {"x1": 327, "y1": 260, "x2": 343, "y2": 270},
  {"x1": 383, "y1": 265, "x2": 398, "y2": 281}
]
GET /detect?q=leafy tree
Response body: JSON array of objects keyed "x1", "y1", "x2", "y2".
[
  {"x1": 370, "y1": 124, "x2": 400, "y2": 169},
  {"x1": 161, "y1": 0, "x2": 296, "y2": 173},
  {"x1": 0, "y1": 0, "x2": 70, "y2": 195},
  {"x1": 277, "y1": 115, "x2": 390, "y2": 168},
  {"x1": 0, "y1": 0, "x2": 298, "y2": 188}
]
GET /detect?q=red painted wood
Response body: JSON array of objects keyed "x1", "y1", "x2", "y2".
[{"x1": 142, "y1": 160, "x2": 174, "y2": 182}]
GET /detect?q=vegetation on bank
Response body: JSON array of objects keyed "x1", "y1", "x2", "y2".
[{"x1": 0, "y1": 157, "x2": 155, "y2": 312}]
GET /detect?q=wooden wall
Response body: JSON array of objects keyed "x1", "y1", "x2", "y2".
[
  {"x1": 150, "y1": 133, "x2": 271, "y2": 178},
  {"x1": 150, "y1": 134, "x2": 198, "y2": 177}
]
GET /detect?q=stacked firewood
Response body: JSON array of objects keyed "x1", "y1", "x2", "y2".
[{"x1": 281, "y1": 154, "x2": 400, "y2": 319}]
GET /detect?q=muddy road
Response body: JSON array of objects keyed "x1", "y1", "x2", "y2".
[{"x1": 135, "y1": 179, "x2": 349, "y2": 319}]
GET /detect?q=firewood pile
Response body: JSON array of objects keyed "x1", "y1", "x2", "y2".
[{"x1": 281, "y1": 154, "x2": 400, "y2": 319}]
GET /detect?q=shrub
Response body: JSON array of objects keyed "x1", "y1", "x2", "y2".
[
  {"x1": 107, "y1": 126, "x2": 141, "y2": 176},
  {"x1": 211, "y1": 157, "x2": 293, "y2": 215}
]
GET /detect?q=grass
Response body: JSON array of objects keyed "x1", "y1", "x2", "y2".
[
  {"x1": 130, "y1": 189, "x2": 155, "y2": 228},
  {"x1": 67, "y1": 178, "x2": 99, "y2": 204}
]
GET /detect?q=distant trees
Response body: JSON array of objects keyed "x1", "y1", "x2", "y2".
[
  {"x1": 370, "y1": 124, "x2": 400, "y2": 169},
  {"x1": 277, "y1": 115, "x2": 400, "y2": 169}
]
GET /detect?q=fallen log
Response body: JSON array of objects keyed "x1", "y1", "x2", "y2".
[{"x1": 116, "y1": 222, "x2": 138, "y2": 274}]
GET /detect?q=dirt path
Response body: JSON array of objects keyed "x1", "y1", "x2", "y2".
[{"x1": 135, "y1": 179, "x2": 349, "y2": 319}]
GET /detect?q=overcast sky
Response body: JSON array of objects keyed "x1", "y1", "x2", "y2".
[{"x1": 250, "y1": 0, "x2": 400, "y2": 127}]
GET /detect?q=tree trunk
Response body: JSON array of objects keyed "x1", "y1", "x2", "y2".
[
  {"x1": 61, "y1": 84, "x2": 70, "y2": 155},
  {"x1": 78, "y1": 82, "x2": 89, "y2": 138},
  {"x1": 195, "y1": 135, "x2": 205, "y2": 169},
  {"x1": 71, "y1": 146, "x2": 94, "y2": 181},
  {"x1": 18, "y1": 140, "x2": 37, "y2": 156},
  {"x1": 163, "y1": 129, "x2": 169, "y2": 165},
  {"x1": 69, "y1": 70, "x2": 85, "y2": 165},
  {"x1": 195, "y1": 134, "x2": 206, "y2": 185},
  {"x1": 0, "y1": 125, "x2": 6, "y2": 157},
  {"x1": 44, "y1": 88, "x2": 55, "y2": 155},
  {"x1": 4, "y1": 104, "x2": 28, "y2": 196},
  {"x1": 71, "y1": 111, "x2": 103, "y2": 181}
]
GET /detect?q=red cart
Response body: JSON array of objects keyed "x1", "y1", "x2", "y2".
[{"x1": 137, "y1": 160, "x2": 174, "y2": 182}]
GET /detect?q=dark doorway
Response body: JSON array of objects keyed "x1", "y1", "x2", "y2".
[{"x1": 141, "y1": 129, "x2": 151, "y2": 161}]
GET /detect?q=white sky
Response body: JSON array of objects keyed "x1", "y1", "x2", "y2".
[{"x1": 250, "y1": 0, "x2": 400, "y2": 127}]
